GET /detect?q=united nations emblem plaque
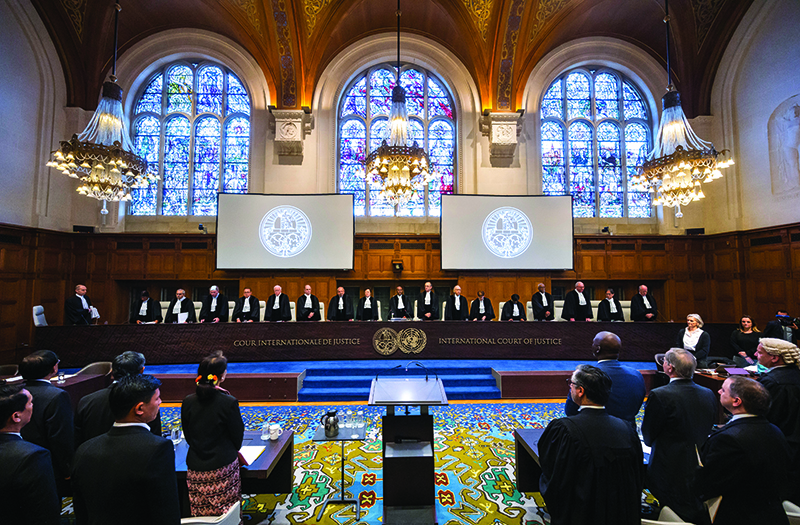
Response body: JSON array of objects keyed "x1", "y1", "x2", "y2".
[
  {"x1": 372, "y1": 327, "x2": 399, "y2": 355},
  {"x1": 398, "y1": 327, "x2": 427, "y2": 354}
]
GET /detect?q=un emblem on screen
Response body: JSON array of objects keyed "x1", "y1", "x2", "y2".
[
  {"x1": 482, "y1": 207, "x2": 532, "y2": 258},
  {"x1": 259, "y1": 206, "x2": 312, "y2": 258}
]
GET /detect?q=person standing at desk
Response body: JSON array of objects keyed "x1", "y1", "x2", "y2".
[
  {"x1": 531, "y1": 283, "x2": 554, "y2": 321},
  {"x1": 389, "y1": 286, "x2": 410, "y2": 319},
  {"x1": 356, "y1": 288, "x2": 379, "y2": 321},
  {"x1": 561, "y1": 281, "x2": 592, "y2": 322},
  {"x1": 730, "y1": 315, "x2": 761, "y2": 367},
  {"x1": 265, "y1": 285, "x2": 292, "y2": 322},
  {"x1": 417, "y1": 282, "x2": 439, "y2": 321},
  {"x1": 676, "y1": 314, "x2": 710, "y2": 368},
  {"x1": 199, "y1": 286, "x2": 229, "y2": 323},
  {"x1": 130, "y1": 290, "x2": 162, "y2": 324},
  {"x1": 296, "y1": 285, "x2": 321, "y2": 321},
  {"x1": 165, "y1": 289, "x2": 196, "y2": 324},
  {"x1": 501, "y1": 294, "x2": 526, "y2": 321},
  {"x1": 597, "y1": 288, "x2": 624, "y2": 322},
  {"x1": 328, "y1": 287, "x2": 355, "y2": 321},
  {"x1": 65, "y1": 284, "x2": 93, "y2": 325},
  {"x1": 444, "y1": 285, "x2": 469, "y2": 321},
  {"x1": 469, "y1": 291, "x2": 495, "y2": 321},
  {"x1": 232, "y1": 288, "x2": 260, "y2": 323},
  {"x1": 630, "y1": 284, "x2": 657, "y2": 321}
]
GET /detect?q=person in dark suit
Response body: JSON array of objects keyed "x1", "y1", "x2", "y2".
[
  {"x1": 642, "y1": 348, "x2": 718, "y2": 523},
  {"x1": 181, "y1": 352, "x2": 244, "y2": 517},
  {"x1": 65, "y1": 283, "x2": 93, "y2": 325},
  {"x1": 501, "y1": 294, "x2": 526, "y2": 321},
  {"x1": 531, "y1": 283, "x2": 554, "y2": 321},
  {"x1": 389, "y1": 286, "x2": 411, "y2": 319},
  {"x1": 356, "y1": 288, "x2": 379, "y2": 321},
  {"x1": 130, "y1": 290, "x2": 163, "y2": 324},
  {"x1": 630, "y1": 284, "x2": 657, "y2": 321},
  {"x1": 540, "y1": 364, "x2": 644, "y2": 525},
  {"x1": 0, "y1": 382, "x2": 61, "y2": 525},
  {"x1": 468, "y1": 291, "x2": 495, "y2": 321},
  {"x1": 264, "y1": 285, "x2": 292, "y2": 322},
  {"x1": 763, "y1": 310, "x2": 798, "y2": 344},
  {"x1": 444, "y1": 285, "x2": 469, "y2": 320},
  {"x1": 328, "y1": 287, "x2": 355, "y2": 321},
  {"x1": 417, "y1": 282, "x2": 439, "y2": 321},
  {"x1": 199, "y1": 286, "x2": 229, "y2": 323},
  {"x1": 564, "y1": 331, "x2": 645, "y2": 429},
  {"x1": 561, "y1": 281, "x2": 592, "y2": 321},
  {"x1": 695, "y1": 377, "x2": 792, "y2": 525},
  {"x1": 72, "y1": 374, "x2": 180, "y2": 525},
  {"x1": 164, "y1": 289, "x2": 197, "y2": 324},
  {"x1": 597, "y1": 288, "x2": 625, "y2": 322},
  {"x1": 74, "y1": 351, "x2": 161, "y2": 446},
  {"x1": 18, "y1": 350, "x2": 73, "y2": 493},
  {"x1": 756, "y1": 338, "x2": 800, "y2": 504},
  {"x1": 231, "y1": 287, "x2": 260, "y2": 322},
  {"x1": 296, "y1": 284, "x2": 321, "y2": 321},
  {"x1": 675, "y1": 313, "x2": 711, "y2": 368}
]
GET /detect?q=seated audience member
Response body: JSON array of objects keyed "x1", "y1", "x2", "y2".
[
  {"x1": 444, "y1": 285, "x2": 469, "y2": 321},
  {"x1": 164, "y1": 289, "x2": 197, "y2": 324},
  {"x1": 181, "y1": 352, "x2": 244, "y2": 518},
  {"x1": 265, "y1": 285, "x2": 292, "y2": 322},
  {"x1": 469, "y1": 291, "x2": 495, "y2": 321},
  {"x1": 231, "y1": 287, "x2": 260, "y2": 323},
  {"x1": 564, "y1": 331, "x2": 645, "y2": 429},
  {"x1": 597, "y1": 288, "x2": 624, "y2": 322},
  {"x1": 756, "y1": 338, "x2": 800, "y2": 504},
  {"x1": 695, "y1": 377, "x2": 791, "y2": 525},
  {"x1": 328, "y1": 287, "x2": 355, "y2": 321},
  {"x1": 130, "y1": 290, "x2": 162, "y2": 324},
  {"x1": 356, "y1": 288, "x2": 379, "y2": 321},
  {"x1": 501, "y1": 294, "x2": 526, "y2": 321},
  {"x1": 676, "y1": 314, "x2": 710, "y2": 368},
  {"x1": 74, "y1": 351, "x2": 161, "y2": 446},
  {"x1": 0, "y1": 381, "x2": 61, "y2": 525},
  {"x1": 72, "y1": 375, "x2": 180, "y2": 525},
  {"x1": 730, "y1": 315, "x2": 761, "y2": 367},
  {"x1": 630, "y1": 284, "x2": 657, "y2": 321},
  {"x1": 531, "y1": 283, "x2": 554, "y2": 321},
  {"x1": 417, "y1": 282, "x2": 440, "y2": 321},
  {"x1": 199, "y1": 286, "x2": 229, "y2": 323},
  {"x1": 561, "y1": 281, "x2": 592, "y2": 321},
  {"x1": 389, "y1": 286, "x2": 411, "y2": 319},
  {"x1": 764, "y1": 309, "x2": 798, "y2": 344},
  {"x1": 296, "y1": 285, "x2": 321, "y2": 321},
  {"x1": 65, "y1": 283, "x2": 93, "y2": 326},
  {"x1": 539, "y1": 364, "x2": 643, "y2": 525},
  {"x1": 19, "y1": 350, "x2": 73, "y2": 493},
  {"x1": 642, "y1": 349, "x2": 718, "y2": 523}
]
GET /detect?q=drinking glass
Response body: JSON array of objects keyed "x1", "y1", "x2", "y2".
[
  {"x1": 261, "y1": 423, "x2": 270, "y2": 441},
  {"x1": 57, "y1": 371, "x2": 65, "y2": 384},
  {"x1": 170, "y1": 427, "x2": 182, "y2": 447},
  {"x1": 345, "y1": 409, "x2": 354, "y2": 428},
  {"x1": 356, "y1": 410, "x2": 365, "y2": 429}
]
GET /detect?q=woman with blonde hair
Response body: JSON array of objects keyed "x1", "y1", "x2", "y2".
[{"x1": 675, "y1": 314, "x2": 711, "y2": 368}]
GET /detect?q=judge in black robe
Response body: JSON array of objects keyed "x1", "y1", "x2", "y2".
[
  {"x1": 444, "y1": 286, "x2": 469, "y2": 320},
  {"x1": 327, "y1": 287, "x2": 354, "y2": 321},
  {"x1": 540, "y1": 364, "x2": 644, "y2": 525},
  {"x1": 164, "y1": 289, "x2": 196, "y2": 323},
  {"x1": 469, "y1": 292, "x2": 495, "y2": 321},
  {"x1": 129, "y1": 291, "x2": 162, "y2": 324},
  {"x1": 417, "y1": 282, "x2": 440, "y2": 321},
  {"x1": 356, "y1": 289, "x2": 379, "y2": 321},
  {"x1": 630, "y1": 285, "x2": 657, "y2": 321},
  {"x1": 296, "y1": 285, "x2": 321, "y2": 321},
  {"x1": 531, "y1": 283, "x2": 554, "y2": 321},
  {"x1": 389, "y1": 286, "x2": 411, "y2": 319},
  {"x1": 231, "y1": 289, "x2": 260, "y2": 322},
  {"x1": 265, "y1": 286, "x2": 292, "y2": 322},
  {"x1": 561, "y1": 282, "x2": 593, "y2": 321},
  {"x1": 501, "y1": 294, "x2": 526, "y2": 321},
  {"x1": 597, "y1": 289, "x2": 624, "y2": 322},
  {"x1": 64, "y1": 284, "x2": 93, "y2": 325},
  {"x1": 198, "y1": 286, "x2": 228, "y2": 323}
]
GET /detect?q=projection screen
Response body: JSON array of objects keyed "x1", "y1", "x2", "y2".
[
  {"x1": 216, "y1": 194, "x2": 354, "y2": 270},
  {"x1": 440, "y1": 195, "x2": 573, "y2": 270}
]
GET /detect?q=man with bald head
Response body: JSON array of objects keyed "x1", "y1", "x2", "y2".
[
  {"x1": 164, "y1": 289, "x2": 196, "y2": 324},
  {"x1": 417, "y1": 282, "x2": 440, "y2": 321},
  {"x1": 641, "y1": 348, "x2": 718, "y2": 523},
  {"x1": 564, "y1": 331, "x2": 644, "y2": 428},
  {"x1": 444, "y1": 285, "x2": 469, "y2": 321},
  {"x1": 296, "y1": 285, "x2": 321, "y2": 321},
  {"x1": 327, "y1": 287, "x2": 354, "y2": 321},
  {"x1": 531, "y1": 283, "x2": 554, "y2": 321},
  {"x1": 631, "y1": 284, "x2": 657, "y2": 321},
  {"x1": 561, "y1": 281, "x2": 592, "y2": 321},
  {"x1": 265, "y1": 285, "x2": 292, "y2": 322}
]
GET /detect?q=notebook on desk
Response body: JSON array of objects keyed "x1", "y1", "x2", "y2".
[{"x1": 238, "y1": 445, "x2": 265, "y2": 466}]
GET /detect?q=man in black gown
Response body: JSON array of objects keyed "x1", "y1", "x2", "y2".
[
  {"x1": 130, "y1": 290, "x2": 162, "y2": 324},
  {"x1": 469, "y1": 291, "x2": 495, "y2": 321},
  {"x1": 327, "y1": 287, "x2": 354, "y2": 321},
  {"x1": 500, "y1": 294, "x2": 526, "y2": 321},
  {"x1": 198, "y1": 285, "x2": 228, "y2": 323},
  {"x1": 64, "y1": 284, "x2": 93, "y2": 325},
  {"x1": 596, "y1": 288, "x2": 624, "y2": 322},
  {"x1": 389, "y1": 286, "x2": 411, "y2": 319},
  {"x1": 561, "y1": 281, "x2": 592, "y2": 321},
  {"x1": 296, "y1": 285, "x2": 321, "y2": 321},
  {"x1": 164, "y1": 289, "x2": 196, "y2": 323},
  {"x1": 265, "y1": 285, "x2": 292, "y2": 322},
  {"x1": 417, "y1": 282, "x2": 439, "y2": 321},
  {"x1": 444, "y1": 285, "x2": 469, "y2": 321},
  {"x1": 531, "y1": 283, "x2": 554, "y2": 321},
  {"x1": 356, "y1": 288, "x2": 379, "y2": 321},
  {"x1": 232, "y1": 287, "x2": 260, "y2": 322},
  {"x1": 630, "y1": 284, "x2": 657, "y2": 321}
]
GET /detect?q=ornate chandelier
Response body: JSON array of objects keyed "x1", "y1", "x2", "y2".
[
  {"x1": 362, "y1": 0, "x2": 434, "y2": 208},
  {"x1": 630, "y1": 0, "x2": 733, "y2": 217},
  {"x1": 46, "y1": 3, "x2": 153, "y2": 209}
]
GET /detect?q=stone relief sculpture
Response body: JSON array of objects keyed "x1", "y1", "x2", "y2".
[{"x1": 768, "y1": 94, "x2": 800, "y2": 194}]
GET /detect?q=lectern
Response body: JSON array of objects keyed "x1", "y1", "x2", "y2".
[{"x1": 369, "y1": 373, "x2": 448, "y2": 524}]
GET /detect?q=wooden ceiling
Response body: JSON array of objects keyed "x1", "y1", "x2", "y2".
[{"x1": 30, "y1": 0, "x2": 753, "y2": 116}]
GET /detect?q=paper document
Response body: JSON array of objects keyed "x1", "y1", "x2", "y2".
[
  {"x1": 178, "y1": 312, "x2": 189, "y2": 323},
  {"x1": 238, "y1": 446, "x2": 265, "y2": 466},
  {"x1": 90, "y1": 307, "x2": 100, "y2": 319}
]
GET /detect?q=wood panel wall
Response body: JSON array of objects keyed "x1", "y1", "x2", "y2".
[{"x1": 2, "y1": 222, "x2": 799, "y2": 362}]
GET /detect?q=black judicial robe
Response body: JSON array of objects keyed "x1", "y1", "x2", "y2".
[
  {"x1": 356, "y1": 296, "x2": 379, "y2": 321},
  {"x1": 597, "y1": 298, "x2": 625, "y2": 322},
  {"x1": 444, "y1": 295, "x2": 469, "y2": 320},
  {"x1": 265, "y1": 293, "x2": 292, "y2": 321},
  {"x1": 164, "y1": 298, "x2": 196, "y2": 323},
  {"x1": 759, "y1": 366, "x2": 800, "y2": 504},
  {"x1": 417, "y1": 292, "x2": 440, "y2": 320},
  {"x1": 531, "y1": 292, "x2": 555, "y2": 321},
  {"x1": 468, "y1": 298, "x2": 495, "y2": 321},
  {"x1": 296, "y1": 294, "x2": 321, "y2": 321},
  {"x1": 389, "y1": 295, "x2": 411, "y2": 319},
  {"x1": 231, "y1": 296, "x2": 260, "y2": 322},
  {"x1": 327, "y1": 294, "x2": 355, "y2": 321},
  {"x1": 561, "y1": 290, "x2": 592, "y2": 321},
  {"x1": 630, "y1": 293, "x2": 658, "y2": 321},
  {"x1": 539, "y1": 409, "x2": 644, "y2": 525},
  {"x1": 501, "y1": 300, "x2": 526, "y2": 321},
  {"x1": 199, "y1": 294, "x2": 229, "y2": 323},
  {"x1": 65, "y1": 294, "x2": 93, "y2": 325},
  {"x1": 129, "y1": 298, "x2": 163, "y2": 324},
  {"x1": 0, "y1": 434, "x2": 61, "y2": 525}
]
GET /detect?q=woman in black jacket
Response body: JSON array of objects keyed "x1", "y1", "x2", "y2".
[{"x1": 675, "y1": 313, "x2": 711, "y2": 368}]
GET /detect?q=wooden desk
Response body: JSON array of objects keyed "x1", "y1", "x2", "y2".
[
  {"x1": 514, "y1": 428, "x2": 545, "y2": 492},
  {"x1": 0, "y1": 374, "x2": 109, "y2": 410}
]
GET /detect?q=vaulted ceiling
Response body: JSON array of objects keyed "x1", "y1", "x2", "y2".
[{"x1": 30, "y1": 0, "x2": 753, "y2": 117}]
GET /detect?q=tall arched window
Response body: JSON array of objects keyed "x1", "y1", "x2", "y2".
[
  {"x1": 541, "y1": 68, "x2": 651, "y2": 218},
  {"x1": 129, "y1": 61, "x2": 251, "y2": 216},
  {"x1": 338, "y1": 64, "x2": 456, "y2": 217}
]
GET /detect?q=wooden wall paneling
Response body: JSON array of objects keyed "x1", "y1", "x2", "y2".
[
  {"x1": 145, "y1": 251, "x2": 177, "y2": 277},
  {"x1": 180, "y1": 251, "x2": 210, "y2": 277}
]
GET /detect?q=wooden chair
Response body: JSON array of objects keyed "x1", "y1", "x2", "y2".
[{"x1": 0, "y1": 364, "x2": 19, "y2": 376}]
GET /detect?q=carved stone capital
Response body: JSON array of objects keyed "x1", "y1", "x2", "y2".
[
  {"x1": 270, "y1": 108, "x2": 314, "y2": 158},
  {"x1": 480, "y1": 110, "x2": 524, "y2": 166}
]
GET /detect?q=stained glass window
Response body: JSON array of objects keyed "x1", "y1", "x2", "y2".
[
  {"x1": 338, "y1": 64, "x2": 456, "y2": 217},
  {"x1": 540, "y1": 67, "x2": 651, "y2": 218},
  {"x1": 130, "y1": 61, "x2": 251, "y2": 216}
]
